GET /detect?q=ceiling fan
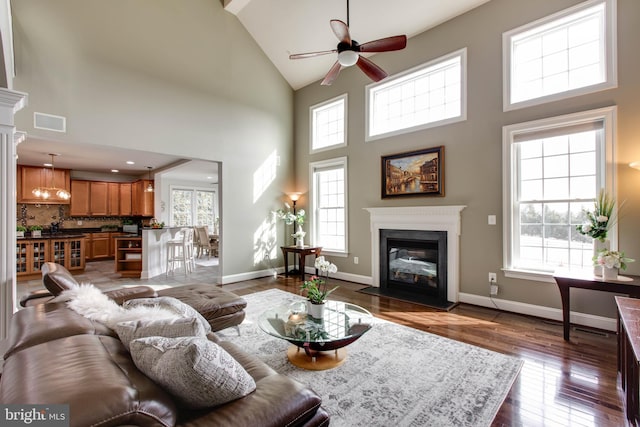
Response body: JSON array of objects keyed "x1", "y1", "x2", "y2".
[{"x1": 289, "y1": 0, "x2": 407, "y2": 86}]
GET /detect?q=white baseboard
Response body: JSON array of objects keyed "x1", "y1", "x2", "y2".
[
  {"x1": 221, "y1": 267, "x2": 283, "y2": 285},
  {"x1": 459, "y1": 292, "x2": 617, "y2": 332}
]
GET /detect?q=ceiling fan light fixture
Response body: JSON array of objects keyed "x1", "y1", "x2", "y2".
[{"x1": 338, "y1": 50, "x2": 359, "y2": 67}]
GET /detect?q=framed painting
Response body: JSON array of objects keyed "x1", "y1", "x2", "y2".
[{"x1": 381, "y1": 146, "x2": 444, "y2": 198}]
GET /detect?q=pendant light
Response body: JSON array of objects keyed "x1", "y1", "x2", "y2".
[
  {"x1": 144, "y1": 166, "x2": 154, "y2": 192},
  {"x1": 32, "y1": 153, "x2": 71, "y2": 200}
]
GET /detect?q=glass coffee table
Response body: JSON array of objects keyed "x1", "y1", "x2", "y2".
[{"x1": 258, "y1": 300, "x2": 373, "y2": 370}]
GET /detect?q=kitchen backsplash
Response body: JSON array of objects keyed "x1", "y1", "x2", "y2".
[{"x1": 17, "y1": 204, "x2": 138, "y2": 230}]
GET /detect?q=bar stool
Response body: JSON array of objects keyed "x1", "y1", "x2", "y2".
[{"x1": 166, "y1": 228, "x2": 195, "y2": 275}]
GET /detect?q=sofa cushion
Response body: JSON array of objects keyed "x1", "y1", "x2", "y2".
[
  {"x1": 0, "y1": 334, "x2": 177, "y2": 427},
  {"x1": 42, "y1": 262, "x2": 79, "y2": 296},
  {"x1": 4, "y1": 302, "x2": 115, "y2": 359},
  {"x1": 125, "y1": 296, "x2": 212, "y2": 333},
  {"x1": 115, "y1": 317, "x2": 207, "y2": 351},
  {"x1": 130, "y1": 336, "x2": 256, "y2": 409}
]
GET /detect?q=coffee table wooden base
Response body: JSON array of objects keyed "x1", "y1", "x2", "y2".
[{"x1": 287, "y1": 345, "x2": 347, "y2": 370}]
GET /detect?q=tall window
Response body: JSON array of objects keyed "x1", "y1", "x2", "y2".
[
  {"x1": 502, "y1": 107, "x2": 615, "y2": 280},
  {"x1": 366, "y1": 48, "x2": 466, "y2": 141},
  {"x1": 170, "y1": 187, "x2": 217, "y2": 230},
  {"x1": 310, "y1": 157, "x2": 347, "y2": 253},
  {"x1": 310, "y1": 94, "x2": 347, "y2": 153},
  {"x1": 503, "y1": 0, "x2": 616, "y2": 111}
]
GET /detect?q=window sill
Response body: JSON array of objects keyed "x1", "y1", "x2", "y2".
[
  {"x1": 318, "y1": 250, "x2": 348, "y2": 258},
  {"x1": 503, "y1": 268, "x2": 556, "y2": 283}
]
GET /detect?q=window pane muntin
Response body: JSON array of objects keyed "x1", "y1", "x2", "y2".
[
  {"x1": 311, "y1": 95, "x2": 346, "y2": 152},
  {"x1": 367, "y1": 49, "x2": 465, "y2": 140},
  {"x1": 312, "y1": 160, "x2": 347, "y2": 253}
]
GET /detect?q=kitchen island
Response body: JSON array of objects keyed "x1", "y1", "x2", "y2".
[{"x1": 140, "y1": 227, "x2": 184, "y2": 279}]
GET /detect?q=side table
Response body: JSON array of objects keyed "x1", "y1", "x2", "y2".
[{"x1": 281, "y1": 246, "x2": 322, "y2": 281}]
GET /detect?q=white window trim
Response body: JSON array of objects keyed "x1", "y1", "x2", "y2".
[
  {"x1": 365, "y1": 48, "x2": 467, "y2": 142},
  {"x1": 503, "y1": 0, "x2": 617, "y2": 112},
  {"x1": 309, "y1": 94, "x2": 348, "y2": 154},
  {"x1": 309, "y1": 156, "x2": 349, "y2": 255},
  {"x1": 169, "y1": 184, "x2": 218, "y2": 228},
  {"x1": 502, "y1": 106, "x2": 617, "y2": 282}
]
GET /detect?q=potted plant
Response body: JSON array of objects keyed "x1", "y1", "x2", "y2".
[
  {"x1": 16, "y1": 225, "x2": 26, "y2": 238},
  {"x1": 593, "y1": 249, "x2": 634, "y2": 280},
  {"x1": 29, "y1": 225, "x2": 43, "y2": 238},
  {"x1": 300, "y1": 256, "x2": 339, "y2": 319}
]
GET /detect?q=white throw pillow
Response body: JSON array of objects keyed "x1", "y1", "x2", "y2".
[
  {"x1": 115, "y1": 317, "x2": 207, "y2": 351},
  {"x1": 130, "y1": 336, "x2": 256, "y2": 408},
  {"x1": 124, "y1": 297, "x2": 212, "y2": 333}
]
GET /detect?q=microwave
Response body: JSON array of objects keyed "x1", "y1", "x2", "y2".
[{"x1": 122, "y1": 224, "x2": 138, "y2": 234}]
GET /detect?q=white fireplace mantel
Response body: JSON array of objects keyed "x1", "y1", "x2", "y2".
[{"x1": 365, "y1": 205, "x2": 466, "y2": 303}]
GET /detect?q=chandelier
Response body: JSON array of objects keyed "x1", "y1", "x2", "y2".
[{"x1": 32, "y1": 153, "x2": 71, "y2": 200}]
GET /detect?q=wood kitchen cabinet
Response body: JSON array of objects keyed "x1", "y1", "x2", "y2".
[
  {"x1": 70, "y1": 180, "x2": 91, "y2": 216},
  {"x1": 89, "y1": 182, "x2": 108, "y2": 215},
  {"x1": 108, "y1": 183, "x2": 120, "y2": 215},
  {"x1": 16, "y1": 240, "x2": 49, "y2": 275},
  {"x1": 119, "y1": 183, "x2": 132, "y2": 216},
  {"x1": 87, "y1": 232, "x2": 111, "y2": 260},
  {"x1": 115, "y1": 236, "x2": 142, "y2": 277},
  {"x1": 17, "y1": 237, "x2": 85, "y2": 277},
  {"x1": 17, "y1": 165, "x2": 71, "y2": 204},
  {"x1": 132, "y1": 180, "x2": 154, "y2": 217},
  {"x1": 51, "y1": 237, "x2": 85, "y2": 271}
]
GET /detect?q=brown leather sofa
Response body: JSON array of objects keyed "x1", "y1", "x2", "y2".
[{"x1": 2, "y1": 265, "x2": 331, "y2": 426}]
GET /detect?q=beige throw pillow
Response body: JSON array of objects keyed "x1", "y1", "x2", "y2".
[
  {"x1": 115, "y1": 317, "x2": 207, "y2": 351},
  {"x1": 130, "y1": 336, "x2": 256, "y2": 408}
]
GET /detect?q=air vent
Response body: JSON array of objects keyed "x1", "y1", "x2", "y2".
[{"x1": 34, "y1": 112, "x2": 66, "y2": 133}]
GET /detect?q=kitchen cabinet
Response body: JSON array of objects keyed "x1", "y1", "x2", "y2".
[
  {"x1": 17, "y1": 165, "x2": 71, "y2": 204},
  {"x1": 16, "y1": 240, "x2": 49, "y2": 275},
  {"x1": 51, "y1": 237, "x2": 85, "y2": 271},
  {"x1": 70, "y1": 180, "x2": 91, "y2": 216},
  {"x1": 115, "y1": 236, "x2": 142, "y2": 277},
  {"x1": 87, "y1": 232, "x2": 111, "y2": 260},
  {"x1": 16, "y1": 236, "x2": 85, "y2": 277},
  {"x1": 119, "y1": 183, "x2": 132, "y2": 216},
  {"x1": 89, "y1": 182, "x2": 108, "y2": 215},
  {"x1": 132, "y1": 180, "x2": 154, "y2": 217},
  {"x1": 108, "y1": 183, "x2": 120, "y2": 215}
]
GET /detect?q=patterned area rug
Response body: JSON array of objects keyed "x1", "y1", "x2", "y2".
[{"x1": 217, "y1": 289, "x2": 522, "y2": 427}]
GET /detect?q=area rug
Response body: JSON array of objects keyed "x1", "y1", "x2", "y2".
[{"x1": 217, "y1": 289, "x2": 522, "y2": 427}]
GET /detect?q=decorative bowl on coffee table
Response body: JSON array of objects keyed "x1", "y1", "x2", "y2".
[{"x1": 258, "y1": 300, "x2": 373, "y2": 370}]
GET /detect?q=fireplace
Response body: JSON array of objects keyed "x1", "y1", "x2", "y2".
[
  {"x1": 363, "y1": 206, "x2": 465, "y2": 308},
  {"x1": 380, "y1": 229, "x2": 447, "y2": 304}
]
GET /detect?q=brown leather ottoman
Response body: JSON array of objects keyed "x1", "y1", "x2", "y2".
[{"x1": 157, "y1": 284, "x2": 247, "y2": 332}]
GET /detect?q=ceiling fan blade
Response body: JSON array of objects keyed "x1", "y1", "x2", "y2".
[
  {"x1": 330, "y1": 19, "x2": 351, "y2": 45},
  {"x1": 321, "y1": 61, "x2": 342, "y2": 86},
  {"x1": 289, "y1": 49, "x2": 337, "y2": 60},
  {"x1": 356, "y1": 56, "x2": 388, "y2": 82},
  {"x1": 358, "y1": 35, "x2": 407, "y2": 53}
]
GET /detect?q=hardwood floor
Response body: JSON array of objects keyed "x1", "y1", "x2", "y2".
[{"x1": 224, "y1": 275, "x2": 625, "y2": 427}]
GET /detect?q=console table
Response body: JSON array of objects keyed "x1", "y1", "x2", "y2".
[
  {"x1": 615, "y1": 296, "x2": 640, "y2": 426},
  {"x1": 553, "y1": 270, "x2": 640, "y2": 341},
  {"x1": 280, "y1": 246, "x2": 322, "y2": 280}
]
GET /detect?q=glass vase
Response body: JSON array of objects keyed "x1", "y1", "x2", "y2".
[{"x1": 593, "y1": 239, "x2": 609, "y2": 277}]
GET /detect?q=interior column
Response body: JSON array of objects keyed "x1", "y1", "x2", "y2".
[{"x1": 0, "y1": 88, "x2": 27, "y2": 343}]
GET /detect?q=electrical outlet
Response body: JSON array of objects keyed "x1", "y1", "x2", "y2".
[
  {"x1": 354, "y1": 256, "x2": 359, "y2": 264},
  {"x1": 488, "y1": 272, "x2": 497, "y2": 283},
  {"x1": 77, "y1": 220, "x2": 83, "y2": 225},
  {"x1": 490, "y1": 284, "x2": 499, "y2": 296}
]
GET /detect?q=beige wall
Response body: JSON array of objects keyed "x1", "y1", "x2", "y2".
[
  {"x1": 11, "y1": 0, "x2": 295, "y2": 278},
  {"x1": 294, "y1": 0, "x2": 640, "y2": 318}
]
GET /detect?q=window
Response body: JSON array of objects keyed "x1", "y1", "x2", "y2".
[
  {"x1": 310, "y1": 157, "x2": 347, "y2": 253},
  {"x1": 502, "y1": 107, "x2": 616, "y2": 281},
  {"x1": 170, "y1": 187, "x2": 218, "y2": 230},
  {"x1": 310, "y1": 94, "x2": 347, "y2": 152},
  {"x1": 503, "y1": 0, "x2": 617, "y2": 111},
  {"x1": 366, "y1": 48, "x2": 466, "y2": 141}
]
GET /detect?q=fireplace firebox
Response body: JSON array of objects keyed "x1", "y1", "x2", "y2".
[{"x1": 375, "y1": 229, "x2": 451, "y2": 308}]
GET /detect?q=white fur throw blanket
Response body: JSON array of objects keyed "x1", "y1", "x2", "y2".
[{"x1": 57, "y1": 284, "x2": 179, "y2": 329}]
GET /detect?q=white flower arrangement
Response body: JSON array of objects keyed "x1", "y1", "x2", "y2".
[
  {"x1": 593, "y1": 249, "x2": 634, "y2": 270},
  {"x1": 315, "y1": 256, "x2": 338, "y2": 274},
  {"x1": 275, "y1": 203, "x2": 305, "y2": 225},
  {"x1": 291, "y1": 230, "x2": 306, "y2": 239}
]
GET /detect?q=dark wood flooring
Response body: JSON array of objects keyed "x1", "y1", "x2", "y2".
[{"x1": 224, "y1": 275, "x2": 625, "y2": 427}]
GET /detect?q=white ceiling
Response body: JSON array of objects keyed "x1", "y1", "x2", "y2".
[
  {"x1": 14, "y1": 0, "x2": 490, "y2": 178},
  {"x1": 226, "y1": 0, "x2": 492, "y2": 89}
]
